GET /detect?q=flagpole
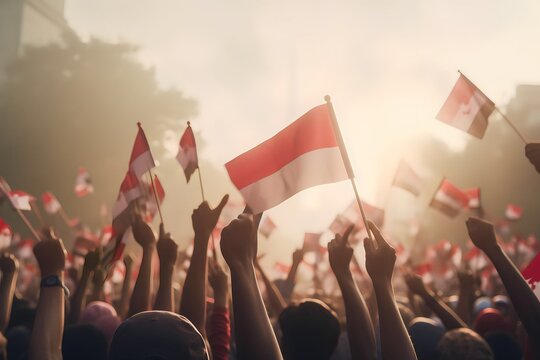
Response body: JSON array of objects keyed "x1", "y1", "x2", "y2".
[
  {"x1": 30, "y1": 201, "x2": 45, "y2": 227},
  {"x1": 147, "y1": 168, "x2": 164, "y2": 225},
  {"x1": 58, "y1": 207, "x2": 72, "y2": 228},
  {"x1": 457, "y1": 70, "x2": 527, "y2": 144},
  {"x1": 324, "y1": 95, "x2": 374, "y2": 241},
  {"x1": 0, "y1": 187, "x2": 40, "y2": 241}
]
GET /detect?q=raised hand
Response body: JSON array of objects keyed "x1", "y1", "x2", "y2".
[
  {"x1": 192, "y1": 194, "x2": 229, "y2": 237},
  {"x1": 328, "y1": 226, "x2": 354, "y2": 278},
  {"x1": 364, "y1": 222, "x2": 396, "y2": 283},
  {"x1": 465, "y1": 217, "x2": 499, "y2": 255},
  {"x1": 404, "y1": 271, "x2": 431, "y2": 298},
  {"x1": 292, "y1": 248, "x2": 305, "y2": 265},
  {"x1": 221, "y1": 214, "x2": 257, "y2": 271},
  {"x1": 83, "y1": 248, "x2": 101, "y2": 275},
  {"x1": 209, "y1": 261, "x2": 229, "y2": 307},
  {"x1": 132, "y1": 214, "x2": 157, "y2": 249},
  {"x1": 33, "y1": 228, "x2": 66, "y2": 277},
  {"x1": 157, "y1": 223, "x2": 178, "y2": 268},
  {"x1": 525, "y1": 142, "x2": 540, "y2": 174},
  {"x1": 0, "y1": 253, "x2": 19, "y2": 275}
]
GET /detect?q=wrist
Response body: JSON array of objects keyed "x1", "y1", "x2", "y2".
[
  {"x1": 214, "y1": 291, "x2": 229, "y2": 308},
  {"x1": 40, "y1": 269, "x2": 63, "y2": 278}
]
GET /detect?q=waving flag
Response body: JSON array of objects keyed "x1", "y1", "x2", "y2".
[
  {"x1": 146, "y1": 175, "x2": 165, "y2": 221},
  {"x1": 41, "y1": 192, "x2": 62, "y2": 214},
  {"x1": 129, "y1": 123, "x2": 156, "y2": 178},
  {"x1": 74, "y1": 167, "x2": 94, "y2": 197},
  {"x1": 465, "y1": 188, "x2": 481, "y2": 209},
  {"x1": 392, "y1": 159, "x2": 422, "y2": 196},
  {"x1": 430, "y1": 179, "x2": 469, "y2": 218},
  {"x1": 112, "y1": 171, "x2": 143, "y2": 219},
  {"x1": 436, "y1": 73, "x2": 495, "y2": 139},
  {"x1": 226, "y1": 104, "x2": 349, "y2": 213},
  {"x1": 505, "y1": 204, "x2": 523, "y2": 221},
  {"x1": 522, "y1": 252, "x2": 540, "y2": 300},
  {"x1": 0, "y1": 218, "x2": 12, "y2": 250},
  {"x1": 177, "y1": 123, "x2": 199, "y2": 182},
  {"x1": 8, "y1": 191, "x2": 35, "y2": 211}
]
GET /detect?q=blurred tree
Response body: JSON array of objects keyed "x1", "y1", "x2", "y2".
[{"x1": 0, "y1": 35, "x2": 197, "y2": 238}]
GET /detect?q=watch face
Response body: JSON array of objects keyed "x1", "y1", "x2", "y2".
[{"x1": 44, "y1": 276, "x2": 58, "y2": 286}]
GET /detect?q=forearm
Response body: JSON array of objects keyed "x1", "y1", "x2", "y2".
[
  {"x1": 117, "y1": 269, "x2": 133, "y2": 319},
  {"x1": 336, "y1": 273, "x2": 376, "y2": 360},
  {"x1": 420, "y1": 293, "x2": 467, "y2": 330},
  {"x1": 180, "y1": 234, "x2": 209, "y2": 333},
  {"x1": 286, "y1": 261, "x2": 300, "y2": 284},
  {"x1": 29, "y1": 277, "x2": 65, "y2": 360},
  {"x1": 256, "y1": 264, "x2": 287, "y2": 314},
  {"x1": 154, "y1": 265, "x2": 174, "y2": 311},
  {"x1": 67, "y1": 271, "x2": 91, "y2": 324},
  {"x1": 457, "y1": 287, "x2": 473, "y2": 325},
  {"x1": 373, "y1": 280, "x2": 417, "y2": 360},
  {"x1": 0, "y1": 271, "x2": 18, "y2": 332},
  {"x1": 231, "y1": 266, "x2": 283, "y2": 360},
  {"x1": 128, "y1": 246, "x2": 155, "y2": 316}
]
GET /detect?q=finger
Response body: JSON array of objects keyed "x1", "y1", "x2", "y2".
[
  {"x1": 341, "y1": 225, "x2": 354, "y2": 246},
  {"x1": 367, "y1": 221, "x2": 387, "y2": 248},
  {"x1": 214, "y1": 194, "x2": 230, "y2": 213}
]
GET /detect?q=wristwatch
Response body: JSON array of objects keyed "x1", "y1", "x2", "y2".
[{"x1": 40, "y1": 275, "x2": 70, "y2": 296}]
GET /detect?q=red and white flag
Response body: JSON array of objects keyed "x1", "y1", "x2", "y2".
[
  {"x1": 303, "y1": 232, "x2": 322, "y2": 252},
  {"x1": 430, "y1": 179, "x2": 469, "y2": 218},
  {"x1": 505, "y1": 204, "x2": 523, "y2": 221},
  {"x1": 392, "y1": 159, "x2": 422, "y2": 196},
  {"x1": 259, "y1": 216, "x2": 277, "y2": 238},
  {"x1": 436, "y1": 74, "x2": 495, "y2": 139},
  {"x1": 8, "y1": 191, "x2": 35, "y2": 211},
  {"x1": 112, "y1": 171, "x2": 143, "y2": 220},
  {"x1": 177, "y1": 123, "x2": 199, "y2": 183},
  {"x1": 41, "y1": 191, "x2": 62, "y2": 214},
  {"x1": 465, "y1": 188, "x2": 481, "y2": 209},
  {"x1": 74, "y1": 167, "x2": 94, "y2": 197},
  {"x1": 146, "y1": 175, "x2": 165, "y2": 221},
  {"x1": 522, "y1": 252, "x2": 540, "y2": 299},
  {"x1": 225, "y1": 104, "x2": 349, "y2": 214},
  {"x1": 129, "y1": 123, "x2": 156, "y2": 178},
  {"x1": 0, "y1": 218, "x2": 12, "y2": 250}
]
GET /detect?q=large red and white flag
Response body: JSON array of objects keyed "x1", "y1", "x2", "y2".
[
  {"x1": 430, "y1": 179, "x2": 469, "y2": 218},
  {"x1": 8, "y1": 191, "x2": 35, "y2": 211},
  {"x1": 392, "y1": 159, "x2": 422, "y2": 196},
  {"x1": 436, "y1": 74, "x2": 495, "y2": 139},
  {"x1": 522, "y1": 252, "x2": 540, "y2": 299},
  {"x1": 177, "y1": 123, "x2": 199, "y2": 183},
  {"x1": 129, "y1": 123, "x2": 156, "y2": 178},
  {"x1": 225, "y1": 104, "x2": 349, "y2": 213},
  {"x1": 505, "y1": 204, "x2": 523, "y2": 221},
  {"x1": 465, "y1": 188, "x2": 481, "y2": 209},
  {"x1": 41, "y1": 191, "x2": 62, "y2": 214},
  {"x1": 74, "y1": 167, "x2": 94, "y2": 197},
  {"x1": 259, "y1": 216, "x2": 277, "y2": 238}
]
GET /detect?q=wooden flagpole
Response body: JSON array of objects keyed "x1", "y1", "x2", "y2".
[
  {"x1": 147, "y1": 168, "x2": 164, "y2": 225},
  {"x1": 324, "y1": 95, "x2": 374, "y2": 241},
  {"x1": 30, "y1": 201, "x2": 45, "y2": 227},
  {"x1": 0, "y1": 187, "x2": 41, "y2": 241}
]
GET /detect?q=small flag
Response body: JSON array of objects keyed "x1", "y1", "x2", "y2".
[
  {"x1": 259, "y1": 216, "x2": 277, "y2": 238},
  {"x1": 495, "y1": 219, "x2": 511, "y2": 236},
  {"x1": 392, "y1": 159, "x2": 422, "y2": 196},
  {"x1": 41, "y1": 192, "x2": 62, "y2": 214},
  {"x1": 430, "y1": 179, "x2": 469, "y2": 218},
  {"x1": 129, "y1": 123, "x2": 156, "y2": 178},
  {"x1": 436, "y1": 74, "x2": 495, "y2": 139},
  {"x1": 112, "y1": 171, "x2": 143, "y2": 220},
  {"x1": 505, "y1": 204, "x2": 523, "y2": 221},
  {"x1": 225, "y1": 104, "x2": 349, "y2": 214},
  {"x1": 465, "y1": 188, "x2": 481, "y2": 209},
  {"x1": 74, "y1": 167, "x2": 94, "y2": 197},
  {"x1": 303, "y1": 232, "x2": 322, "y2": 252},
  {"x1": 8, "y1": 191, "x2": 35, "y2": 211},
  {"x1": 176, "y1": 123, "x2": 199, "y2": 183},
  {"x1": 146, "y1": 175, "x2": 165, "y2": 221},
  {"x1": 0, "y1": 218, "x2": 12, "y2": 250}
]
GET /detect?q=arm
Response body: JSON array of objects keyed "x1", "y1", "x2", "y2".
[
  {"x1": 208, "y1": 261, "x2": 231, "y2": 360},
  {"x1": 329, "y1": 226, "x2": 376, "y2": 360},
  {"x1": 456, "y1": 268, "x2": 475, "y2": 326},
  {"x1": 67, "y1": 249, "x2": 99, "y2": 324},
  {"x1": 29, "y1": 228, "x2": 67, "y2": 360},
  {"x1": 154, "y1": 223, "x2": 178, "y2": 312},
  {"x1": 117, "y1": 254, "x2": 133, "y2": 319},
  {"x1": 0, "y1": 254, "x2": 19, "y2": 332},
  {"x1": 180, "y1": 195, "x2": 228, "y2": 335},
  {"x1": 365, "y1": 222, "x2": 417, "y2": 360},
  {"x1": 405, "y1": 272, "x2": 467, "y2": 330},
  {"x1": 221, "y1": 214, "x2": 283, "y2": 360},
  {"x1": 467, "y1": 217, "x2": 540, "y2": 355},
  {"x1": 254, "y1": 260, "x2": 287, "y2": 315},
  {"x1": 128, "y1": 216, "x2": 156, "y2": 317},
  {"x1": 286, "y1": 249, "x2": 304, "y2": 285}
]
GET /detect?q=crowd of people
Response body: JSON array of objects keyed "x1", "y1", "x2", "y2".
[{"x1": 0, "y1": 144, "x2": 540, "y2": 360}]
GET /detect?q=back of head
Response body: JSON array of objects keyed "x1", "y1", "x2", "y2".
[
  {"x1": 279, "y1": 299, "x2": 340, "y2": 360},
  {"x1": 6, "y1": 326, "x2": 31, "y2": 360},
  {"x1": 79, "y1": 301, "x2": 121, "y2": 346},
  {"x1": 484, "y1": 331, "x2": 522, "y2": 360},
  {"x1": 62, "y1": 324, "x2": 108, "y2": 360},
  {"x1": 408, "y1": 317, "x2": 445, "y2": 360},
  {"x1": 437, "y1": 328, "x2": 494, "y2": 360},
  {"x1": 473, "y1": 308, "x2": 511, "y2": 337},
  {"x1": 109, "y1": 311, "x2": 208, "y2": 360}
]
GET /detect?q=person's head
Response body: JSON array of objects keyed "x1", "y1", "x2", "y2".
[
  {"x1": 473, "y1": 297, "x2": 493, "y2": 317},
  {"x1": 79, "y1": 301, "x2": 121, "y2": 346},
  {"x1": 62, "y1": 324, "x2": 108, "y2": 360},
  {"x1": 278, "y1": 298, "x2": 340, "y2": 360},
  {"x1": 492, "y1": 295, "x2": 511, "y2": 317},
  {"x1": 484, "y1": 331, "x2": 522, "y2": 360},
  {"x1": 408, "y1": 317, "x2": 445, "y2": 360},
  {"x1": 437, "y1": 328, "x2": 494, "y2": 360},
  {"x1": 6, "y1": 326, "x2": 31, "y2": 360},
  {"x1": 473, "y1": 308, "x2": 511, "y2": 337},
  {"x1": 109, "y1": 311, "x2": 208, "y2": 360}
]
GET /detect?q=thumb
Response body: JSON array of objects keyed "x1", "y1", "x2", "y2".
[
  {"x1": 341, "y1": 225, "x2": 354, "y2": 246},
  {"x1": 214, "y1": 194, "x2": 229, "y2": 213}
]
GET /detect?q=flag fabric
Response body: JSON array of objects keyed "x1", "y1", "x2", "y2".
[
  {"x1": 505, "y1": 204, "x2": 523, "y2": 221},
  {"x1": 146, "y1": 175, "x2": 165, "y2": 221},
  {"x1": 465, "y1": 188, "x2": 481, "y2": 209},
  {"x1": 392, "y1": 159, "x2": 422, "y2": 196},
  {"x1": 303, "y1": 233, "x2": 322, "y2": 252},
  {"x1": 225, "y1": 104, "x2": 349, "y2": 214},
  {"x1": 8, "y1": 191, "x2": 35, "y2": 211},
  {"x1": 430, "y1": 179, "x2": 469, "y2": 218},
  {"x1": 522, "y1": 252, "x2": 540, "y2": 296},
  {"x1": 41, "y1": 191, "x2": 62, "y2": 214},
  {"x1": 74, "y1": 167, "x2": 94, "y2": 197},
  {"x1": 0, "y1": 218, "x2": 12, "y2": 250},
  {"x1": 129, "y1": 123, "x2": 156, "y2": 178},
  {"x1": 259, "y1": 216, "x2": 277, "y2": 238},
  {"x1": 112, "y1": 171, "x2": 143, "y2": 220},
  {"x1": 436, "y1": 74, "x2": 495, "y2": 139},
  {"x1": 176, "y1": 124, "x2": 199, "y2": 182}
]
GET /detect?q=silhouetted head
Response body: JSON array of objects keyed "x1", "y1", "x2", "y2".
[
  {"x1": 109, "y1": 311, "x2": 208, "y2": 360},
  {"x1": 484, "y1": 331, "x2": 522, "y2": 360},
  {"x1": 437, "y1": 328, "x2": 494, "y2": 360},
  {"x1": 80, "y1": 301, "x2": 121, "y2": 346},
  {"x1": 408, "y1": 317, "x2": 444, "y2": 360},
  {"x1": 6, "y1": 326, "x2": 30, "y2": 360},
  {"x1": 62, "y1": 324, "x2": 108, "y2": 360},
  {"x1": 279, "y1": 299, "x2": 340, "y2": 360},
  {"x1": 473, "y1": 308, "x2": 511, "y2": 337}
]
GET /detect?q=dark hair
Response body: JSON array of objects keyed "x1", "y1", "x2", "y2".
[
  {"x1": 6, "y1": 326, "x2": 30, "y2": 360},
  {"x1": 278, "y1": 298, "x2": 340, "y2": 360},
  {"x1": 62, "y1": 324, "x2": 108, "y2": 360},
  {"x1": 484, "y1": 331, "x2": 522, "y2": 360},
  {"x1": 437, "y1": 328, "x2": 494, "y2": 360}
]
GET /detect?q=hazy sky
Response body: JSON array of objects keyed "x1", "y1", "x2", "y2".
[{"x1": 64, "y1": 0, "x2": 540, "y2": 249}]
